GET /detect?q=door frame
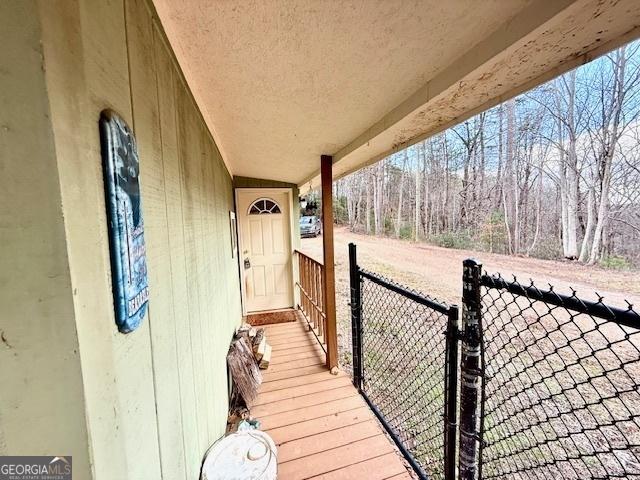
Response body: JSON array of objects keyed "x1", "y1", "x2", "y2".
[{"x1": 234, "y1": 187, "x2": 296, "y2": 316}]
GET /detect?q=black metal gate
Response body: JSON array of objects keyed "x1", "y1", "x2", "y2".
[
  {"x1": 349, "y1": 243, "x2": 459, "y2": 480},
  {"x1": 348, "y1": 243, "x2": 640, "y2": 480}
]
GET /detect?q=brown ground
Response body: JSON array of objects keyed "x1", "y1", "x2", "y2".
[
  {"x1": 299, "y1": 227, "x2": 640, "y2": 477},
  {"x1": 301, "y1": 226, "x2": 640, "y2": 307},
  {"x1": 299, "y1": 227, "x2": 640, "y2": 366}
]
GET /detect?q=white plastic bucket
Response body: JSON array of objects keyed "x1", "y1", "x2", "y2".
[{"x1": 201, "y1": 430, "x2": 277, "y2": 480}]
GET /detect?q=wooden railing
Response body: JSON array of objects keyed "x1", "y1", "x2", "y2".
[{"x1": 295, "y1": 250, "x2": 327, "y2": 352}]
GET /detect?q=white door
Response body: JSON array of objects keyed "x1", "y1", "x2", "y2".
[{"x1": 237, "y1": 190, "x2": 293, "y2": 313}]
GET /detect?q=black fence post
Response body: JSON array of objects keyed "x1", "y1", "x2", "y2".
[
  {"x1": 459, "y1": 259, "x2": 483, "y2": 480},
  {"x1": 444, "y1": 304, "x2": 460, "y2": 480},
  {"x1": 349, "y1": 243, "x2": 363, "y2": 391}
]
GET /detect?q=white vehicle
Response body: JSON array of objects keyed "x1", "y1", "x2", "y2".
[{"x1": 299, "y1": 215, "x2": 321, "y2": 237}]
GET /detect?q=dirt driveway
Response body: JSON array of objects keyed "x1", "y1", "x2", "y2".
[{"x1": 299, "y1": 227, "x2": 640, "y2": 364}]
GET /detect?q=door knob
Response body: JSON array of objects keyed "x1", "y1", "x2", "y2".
[{"x1": 244, "y1": 258, "x2": 251, "y2": 270}]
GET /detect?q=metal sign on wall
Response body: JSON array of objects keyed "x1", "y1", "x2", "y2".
[{"x1": 99, "y1": 110, "x2": 149, "y2": 333}]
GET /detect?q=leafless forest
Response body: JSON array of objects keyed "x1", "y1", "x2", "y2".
[{"x1": 328, "y1": 43, "x2": 640, "y2": 268}]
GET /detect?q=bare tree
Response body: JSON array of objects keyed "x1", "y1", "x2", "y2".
[
  {"x1": 373, "y1": 160, "x2": 385, "y2": 235},
  {"x1": 587, "y1": 45, "x2": 640, "y2": 263},
  {"x1": 415, "y1": 143, "x2": 424, "y2": 240},
  {"x1": 331, "y1": 39, "x2": 640, "y2": 268},
  {"x1": 394, "y1": 151, "x2": 408, "y2": 237}
]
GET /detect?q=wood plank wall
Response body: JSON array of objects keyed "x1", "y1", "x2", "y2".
[
  {"x1": 0, "y1": 2, "x2": 91, "y2": 477},
  {"x1": 38, "y1": 0, "x2": 242, "y2": 478}
]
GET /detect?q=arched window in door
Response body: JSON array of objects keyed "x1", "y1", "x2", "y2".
[{"x1": 248, "y1": 198, "x2": 282, "y2": 215}]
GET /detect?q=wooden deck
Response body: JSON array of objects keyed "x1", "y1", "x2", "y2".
[{"x1": 250, "y1": 316, "x2": 413, "y2": 480}]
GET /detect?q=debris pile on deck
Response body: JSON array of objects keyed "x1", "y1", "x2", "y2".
[
  {"x1": 252, "y1": 327, "x2": 272, "y2": 369},
  {"x1": 225, "y1": 323, "x2": 273, "y2": 434}
]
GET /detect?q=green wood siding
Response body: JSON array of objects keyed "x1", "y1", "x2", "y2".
[
  {"x1": 16, "y1": 0, "x2": 245, "y2": 478},
  {"x1": 0, "y1": 2, "x2": 91, "y2": 477}
]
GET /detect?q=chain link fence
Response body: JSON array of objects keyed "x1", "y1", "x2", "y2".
[
  {"x1": 479, "y1": 272, "x2": 640, "y2": 480},
  {"x1": 348, "y1": 243, "x2": 640, "y2": 480},
  {"x1": 350, "y1": 244, "x2": 458, "y2": 479}
]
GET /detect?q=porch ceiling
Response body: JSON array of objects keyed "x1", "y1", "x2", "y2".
[{"x1": 152, "y1": 0, "x2": 640, "y2": 189}]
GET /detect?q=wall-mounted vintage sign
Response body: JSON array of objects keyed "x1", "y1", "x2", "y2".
[{"x1": 99, "y1": 110, "x2": 149, "y2": 333}]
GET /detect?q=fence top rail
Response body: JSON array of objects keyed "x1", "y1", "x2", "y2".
[
  {"x1": 294, "y1": 249, "x2": 324, "y2": 267},
  {"x1": 481, "y1": 272, "x2": 640, "y2": 329},
  {"x1": 358, "y1": 267, "x2": 451, "y2": 315}
]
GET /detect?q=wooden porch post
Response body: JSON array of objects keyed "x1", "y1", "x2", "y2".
[{"x1": 321, "y1": 155, "x2": 339, "y2": 372}]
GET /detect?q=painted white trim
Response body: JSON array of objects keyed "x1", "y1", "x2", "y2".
[
  {"x1": 247, "y1": 197, "x2": 283, "y2": 215},
  {"x1": 235, "y1": 188, "x2": 295, "y2": 316}
]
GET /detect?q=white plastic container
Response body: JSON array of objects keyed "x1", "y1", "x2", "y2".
[{"x1": 201, "y1": 430, "x2": 277, "y2": 480}]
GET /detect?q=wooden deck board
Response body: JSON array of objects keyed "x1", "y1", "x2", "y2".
[
  {"x1": 251, "y1": 385, "x2": 358, "y2": 417},
  {"x1": 252, "y1": 316, "x2": 412, "y2": 480},
  {"x1": 263, "y1": 321, "x2": 308, "y2": 330},
  {"x1": 264, "y1": 324, "x2": 310, "y2": 334},
  {"x1": 277, "y1": 436, "x2": 397, "y2": 479},
  {"x1": 271, "y1": 349, "x2": 326, "y2": 363},
  {"x1": 253, "y1": 377, "x2": 353, "y2": 406},
  {"x1": 261, "y1": 364, "x2": 327, "y2": 382},
  {"x1": 267, "y1": 406, "x2": 372, "y2": 444},
  {"x1": 308, "y1": 452, "x2": 409, "y2": 480},
  {"x1": 260, "y1": 396, "x2": 370, "y2": 433},
  {"x1": 276, "y1": 421, "x2": 381, "y2": 462},
  {"x1": 267, "y1": 335, "x2": 313, "y2": 344},
  {"x1": 271, "y1": 341, "x2": 323, "y2": 352},
  {"x1": 271, "y1": 343, "x2": 326, "y2": 357},
  {"x1": 259, "y1": 370, "x2": 347, "y2": 393},
  {"x1": 265, "y1": 355, "x2": 325, "y2": 373},
  {"x1": 265, "y1": 323, "x2": 312, "y2": 331},
  {"x1": 271, "y1": 338, "x2": 318, "y2": 349}
]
